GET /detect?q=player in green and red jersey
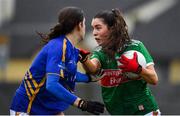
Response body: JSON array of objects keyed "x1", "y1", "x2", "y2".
[{"x1": 80, "y1": 8, "x2": 161, "y2": 115}]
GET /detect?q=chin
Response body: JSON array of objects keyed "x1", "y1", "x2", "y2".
[
  {"x1": 98, "y1": 42, "x2": 104, "y2": 46},
  {"x1": 79, "y1": 36, "x2": 83, "y2": 41},
  {"x1": 95, "y1": 41, "x2": 101, "y2": 45}
]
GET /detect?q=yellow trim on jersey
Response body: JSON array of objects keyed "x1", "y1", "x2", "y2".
[
  {"x1": 47, "y1": 72, "x2": 64, "y2": 79},
  {"x1": 25, "y1": 78, "x2": 35, "y2": 95},
  {"x1": 60, "y1": 69, "x2": 64, "y2": 78},
  {"x1": 47, "y1": 73, "x2": 62, "y2": 77},
  {"x1": 62, "y1": 39, "x2": 67, "y2": 62},
  {"x1": 28, "y1": 70, "x2": 38, "y2": 88},
  {"x1": 27, "y1": 77, "x2": 46, "y2": 114},
  {"x1": 24, "y1": 81, "x2": 31, "y2": 100},
  {"x1": 60, "y1": 38, "x2": 67, "y2": 78},
  {"x1": 47, "y1": 73, "x2": 65, "y2": 80},
  {"x1": 24, "y1": 70, "x2": 38, "y2": 96},
  {"x1": 23, "y1": 70, "x2": 47, "y2": 113}
]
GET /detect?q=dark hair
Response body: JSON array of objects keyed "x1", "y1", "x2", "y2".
[
  {"x1": 37, "y1": 6, "x2": 84, "y2": 44},
  {"x1": 94, "y1": 8, "x2": 131, "y2": 59}
]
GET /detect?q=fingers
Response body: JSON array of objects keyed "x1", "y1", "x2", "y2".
[
  {"x1": 119, "y1": 65, "x2": 129, "y2": 73},
  {"x1": 119, "y1": 58, "x2": 128, "y2": 64},
  {"x1": 94, "y1": 102, "x2": 105, "y2": 113},
  {"x1": 133, "y1": 52, "x2": 138, "y2": 61},
  {"x1": 121, "y1": 69, "x2": 129, "y2": 73},
  {"x1": 121, "y1": 54, "x2": 129, "y2": 61},
  {"x1": 79, "y1": 49, "x2": 90, "y2": 55},
  {"x1": 118, "y1": 65, "x2": 126, "y2": 69}
]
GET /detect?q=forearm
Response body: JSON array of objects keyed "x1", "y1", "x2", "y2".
[
  {"x1": 73, "y1": 97, "x2": 81, "y2": 107},
  {"x1": 46, "y1": 74, "x2": 78, "y2": 104},
  {"x1": 82, "y1": 59, "x2": 100, "y2": 74},
  {"x1": 46, "y1": 74, "x2": 105, "y2": 115},
  {"x1": 139, "y1": 66, "x2": 158, "y2": 85},
  {"x1": 75, "y1": 72, "x2": 90, "y2": 82}
]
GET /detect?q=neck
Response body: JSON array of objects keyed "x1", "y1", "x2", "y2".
[{"x1": 66, "y1": 31, "x2": 79, "y2": 46}]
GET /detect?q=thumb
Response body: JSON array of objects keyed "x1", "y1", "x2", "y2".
[{"x1": 133, "y1": 52, "x2": 138, "y2": 60}]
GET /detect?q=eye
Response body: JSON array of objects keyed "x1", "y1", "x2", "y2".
[{"x1": 95, "y1": 26, "x2": 102, "y2": 31}]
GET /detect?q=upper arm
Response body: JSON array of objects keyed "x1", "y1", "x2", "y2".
[
  {"x1": 146, "y1": 64, "x2": 157, "y2": 74},
  {"x1": 91, "y1": 58, "x2": 101, "y2": 70},
  {"x1": 46, "y1": 40, "x2": 66, "y2": 77}
]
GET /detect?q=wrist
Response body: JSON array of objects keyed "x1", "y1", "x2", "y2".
[
  {"x1": 136, "y1": 65, "x2": 142, "y2": 74},
  {"x1": 86, "y1": 73, "x2": 92, "y2": 82},
  {"x1": 73, "y1": 97, "x2": 81, "y2": 107},
  {"x1": 80, "y1": 56, "x2": 88, "y2": 63}
]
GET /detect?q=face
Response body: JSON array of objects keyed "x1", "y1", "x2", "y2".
[{"x1": 91, "y1": 18, "x2": 110, "y2": 45}]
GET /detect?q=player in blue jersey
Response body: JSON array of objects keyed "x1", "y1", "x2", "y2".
[{"x1": 10, "y1": 6, "x2": 104, "y2": 115}]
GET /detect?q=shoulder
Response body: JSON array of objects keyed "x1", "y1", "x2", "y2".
[
  {"x1": 44, "y1": 36, "x2": 66, "y2": 55},
  {"x1": 91, "y1": 46, "x2": 109, "y2": 63},
  {"x1": 124, "y1": 39, "x2": 154, "y2": 64},
  {"x1": 48, "y1": 37, "x2": 64, "y2": 47},
  {"x1": 92, "y1": 46, "x2": 105, "y2": 57},
  {"x1": 93, "y1": 46, "x2": 102, "y2": 52},
  {"x1": 47, "y1": 36, "x2": 69, "y2": 50},
  {"x1": 125, "y1": 39, "x2": 145, "y2": 51},
  {"x1": 128, "y1": 39, "x2": 143, "y2": 46}
]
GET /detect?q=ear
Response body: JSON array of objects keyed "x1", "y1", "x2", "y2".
[{"x1": 77, "y1": 22, "x2": 83, "y2": 31}]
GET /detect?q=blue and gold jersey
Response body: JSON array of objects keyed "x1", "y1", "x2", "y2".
[{"x1": 10, "y1": 35, "x2": 80, "y2": 114}]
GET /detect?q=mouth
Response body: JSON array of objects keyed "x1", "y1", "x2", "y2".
[
  {"x1": 95, "y1": 38, "x2": 100, "y2": 41},
  {"x1": 95, "y1": 38, "x2": 102, "y2": 45}
]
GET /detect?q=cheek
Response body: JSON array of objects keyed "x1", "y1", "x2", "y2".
[
  {"x1": 81, "y1": 27, "x2": 85, "y2": 35},
  {"x1": 99, "y1": 30, "x2": 109, "y2": 38}
]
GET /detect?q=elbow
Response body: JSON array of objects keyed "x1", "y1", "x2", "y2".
[
  {"x1": 85, "y1": 68, "x2": 98, "y2": 75},
  {"x1": 83, "y1": 64, "x2": 98, "y2": 74},
  {"x1": 46, "y1": 84, "x2": 54, "y2": 93},
  {"x1": 151, "y1": 81, "x2": 158, "y2": 85},
  {"x1": 89, "y1": 69, "x2": 99, "y2": 75},
  {"x1": 150, "y1": 78, "x2": 158, "y2": 85}
]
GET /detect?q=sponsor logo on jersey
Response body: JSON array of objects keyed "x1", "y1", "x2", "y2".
[
  {"x1": 100, "y1": 69, "x2": 130, "y2": 87},
  {"x1": 138, "y1": 105, "x2": 144, "y2": 111}
]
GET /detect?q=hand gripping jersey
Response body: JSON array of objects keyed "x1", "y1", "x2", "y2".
[
  {"x1": 10, "y1": 35, "x2": 80, "y2": 114},
  {"x1": 91, "y1": 40, "x2": 159, "y2": 115}
]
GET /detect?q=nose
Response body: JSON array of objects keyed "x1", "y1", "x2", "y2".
[{"x1": 93, "y1": 29, "x2": 98, "y2": 37}]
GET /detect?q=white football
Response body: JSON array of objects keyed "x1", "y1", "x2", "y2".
[{"x1": 118, "y1": 50, "x2": 147, "y2": 79}]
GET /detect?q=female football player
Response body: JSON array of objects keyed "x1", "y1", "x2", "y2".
[
  {"x1": 80, "y1": 8, "x2": 160, "y2": 115},
  {"x1": 10, "y1": 6, "x2": 104, "y2": 115}
]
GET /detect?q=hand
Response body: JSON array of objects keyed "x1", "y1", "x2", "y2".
[
  {"x1": 96, "y1": 68, "x2": 104, "y2": 77},
  {"x1": 86, "y1": 73, "x2": 102, "y2": 82},
  {"x1": 86, "y1": 69, "x2": 105, "y2": 82},
  {"x1": 77, "y1": 99, "x2": 105, "y2": 115},
  {"x1": 86, "y1": 73, "x2": 93, "y2": 82},
  {"x1": 118, "y1": 52, "x2": 142, "y2": 74},
  {"x1": 79, "y1": 49, "x2": 90, "y2": 63}
]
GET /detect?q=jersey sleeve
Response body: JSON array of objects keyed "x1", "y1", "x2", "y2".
[
  {"x1": 127, "y1": 40, "x2": 154, "y2": 66},
  {"x1": 46, "y1": 40, "x2": 67, "y2": 76},
  {"x1": 46, "y1": 74, "x2": 77, "y2": 105},
  {"x1": 139, "y1": 42, "x2": 154, "y2": 66},
  {"x1": 91, "y1": 51, "x2": 101, "y2": 60},
  {"x1": 90, "y1": 47, "x2": 104, "y2": 64},
  {"x1": 75, "y1": 72, "x2": 90, "y2": 82}
]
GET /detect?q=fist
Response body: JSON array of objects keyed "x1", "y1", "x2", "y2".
[
  {"x1": 79, "y1": 49, "x2": 90, "y2": 63},
  {"x1": 118, "y1": 52, "x2": 142, "y2": 74}
]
